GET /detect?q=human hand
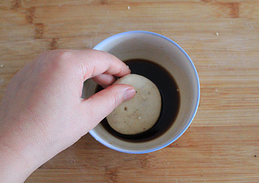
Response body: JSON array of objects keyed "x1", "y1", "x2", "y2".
[{"x1": 0, "y1": 49, "x2": 135, "y2": 182}]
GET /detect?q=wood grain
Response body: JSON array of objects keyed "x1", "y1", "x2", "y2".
[{"x1": 0, "y1": 0, "x2": 258, "y2": 182}]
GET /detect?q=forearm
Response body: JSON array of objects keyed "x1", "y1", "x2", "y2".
[
  {"x1": 0, "y1": 139, "x2": 35, "y2": 183},
  {"x1": 0, "y1": 115, "x2": 41, "y2": 183}
]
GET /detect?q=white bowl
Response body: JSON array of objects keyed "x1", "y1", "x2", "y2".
[{"x1": 87, "y1": 31, "x2": 200, "y2": 154}]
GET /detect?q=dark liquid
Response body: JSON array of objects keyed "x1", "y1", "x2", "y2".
[{"x1": 96, "y1": 59, "x2": 180, "y2": 142}]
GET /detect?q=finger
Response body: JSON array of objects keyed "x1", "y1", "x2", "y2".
[
  {"x1": 55, "y1": 49, "x2": 131, "y2": 81},
  {"x1": 80, "y1": 84, "x2": 135, "y2": 132},
  {"x1": 92, "y1": 74, "x2": 116, "y2": 88}
]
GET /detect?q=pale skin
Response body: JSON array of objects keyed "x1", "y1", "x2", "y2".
[{"x1": 0, "y1": 49, "x2": 136, "y2": 183}]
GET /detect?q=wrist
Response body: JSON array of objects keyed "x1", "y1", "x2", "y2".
[
  {"x1": 0, "y1": 139, "x2": 35, "y2": 182},
  {"x1": 0, "y1": 118, "x2": 41, "y2": 182}
]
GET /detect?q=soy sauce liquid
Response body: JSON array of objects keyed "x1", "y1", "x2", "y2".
[{"x1": 97, "y1": 59, "x2": 180, "y2": 142}]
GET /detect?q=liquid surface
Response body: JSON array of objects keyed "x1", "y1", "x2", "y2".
[{"x1": 98, "y1": 59, "x2": 180, "y2": 142}]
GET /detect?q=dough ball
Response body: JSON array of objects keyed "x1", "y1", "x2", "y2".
[{"x1": 107, "y1": 74, "x2": 161, "y2": 135}]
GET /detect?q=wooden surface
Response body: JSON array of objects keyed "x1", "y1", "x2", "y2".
[{"x1": 0, "y1": 0, "x2": 259, "y2": 182}]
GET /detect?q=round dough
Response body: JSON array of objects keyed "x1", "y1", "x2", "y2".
[{"x1": 107, "y1": 74, "x2": 161, "y2": 135}]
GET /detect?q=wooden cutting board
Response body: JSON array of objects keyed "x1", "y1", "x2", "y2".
[{"x1": 0, "y1": 0, "x2": 258, "y2": 182}]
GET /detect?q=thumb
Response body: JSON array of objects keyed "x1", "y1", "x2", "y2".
[{"x1": 80, "y1": 84, "x2": 135, "y2": 132}]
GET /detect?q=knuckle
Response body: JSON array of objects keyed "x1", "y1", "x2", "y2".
[
  {"x1": 114, "y1": 95, "x2": 119, "y2": 109},
  {"x1": 51, "y1": 50, "x2": 75, "y2": 72},
  {"x1": 53, "y1": 50, "x2": 73, "y2": 64},
  {"x1": 113, "y1": 90, "x2": 123, "y2": 108}
]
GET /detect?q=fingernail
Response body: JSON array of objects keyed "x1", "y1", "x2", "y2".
[{"x1": 124, "y1": 87, "x2": 136, "y2": 100}]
